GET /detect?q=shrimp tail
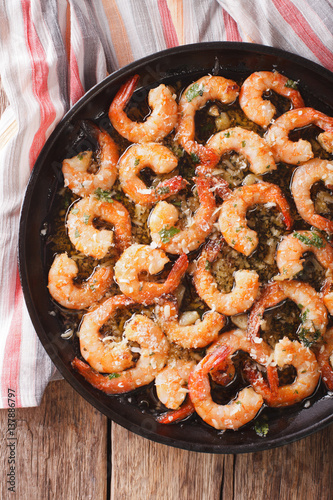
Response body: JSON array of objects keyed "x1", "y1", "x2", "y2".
[
  {"x1": 156, "y1": 399, "x2": 195, "y2": 424},
  {"x1": 207, "y1": 176, "x2": 232, "y2": 200},
  {"x1": 164, "y1": 254, "x2": 189, "y2": 291},
  {"x1": 155, "y1": 176, "x2": 188, "y2": 201},
  {"x1": 109, "y1": 74, "x2": 140, "y2": 114},
  {"x1": 200, "y1": 344, "x2": 232, "y2": 374},
  {"x1": 187, "y1": 142, "x2": 219, "y2": 170},
  {"x1": 72, "y1": 357, "x2": 129, "y2": 395},
  {"x1": 319, "y1": 361, "x2": 333, "y2": 390}
]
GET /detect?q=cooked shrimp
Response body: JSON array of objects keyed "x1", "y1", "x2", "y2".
[
  {"x1": 78, "y1": 295, "x2": 135, "y2": 373},
  {"x1": 265, "y1": 108, "x2": 333, "y2": 164},
  {"x1": 275, "y1": 230, "x2": 333, "y2": 279},
  {"x1": 316, "y1": 327, "x2": 333, "y2": 390},
  {"x1": 245, "y1": 337, "x2": 320, "y2": 407},
  {"x1": 176, "y1": 75, "x2": 239, "y2": 168},
  {"x1": 188, "y1": 338, "x2": 265, "y2": 430},
  {"x1": 118, "y1": 143, "x2": 187, "y2": 205},
  {"x1": 114, "y1": 244, "x2": 188, "y2": 305},
  {"x1": 219, "y1": 182, "x2": 292, "y2": 256},
  {"x1": 67, "y1": 196, "x2": 132, "y2": 259},
  {"x1": 247, "y1": 281, "x2": 328, "y2": 346},
  {"x1": 155, "y1": 358, "x2": 196, "y2": 409},
  {"x1": 193, "y1": 238, "x2": 260, "y2": 315},
  {"x1": 204, "y1": 127, "x2": 276, "y2": 175},
  {"x1": 149, "y1": 177, "x2": 218, "y2": 254},
  {"x1": 108, "y1": 74, "x2": 178, "y2": 143},
  {"x1": 155, "y1": 295, "x2": 225, "y2": 349},
  {"x1": 72, "y1": 314, "x2": 169, "y2": 394},
  {"x1": 291, "y1": 159, "x2": 333, "y2": 233},
  {"x1": 62, "y1": 126, "x2": 119, "y2": 197},
  {"x1": 239, "y1": 71, "x2": 304, "y2": 128},
  {"x1": 48, "y1": 253, "x2": 113, "y2": 309}
]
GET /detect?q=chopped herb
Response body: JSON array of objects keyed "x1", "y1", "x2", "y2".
[
  {"x1": 224, "y1": 131, "x2": 231, "y2": 138},
  {"x1": 134, "y1": 157, "x2": 140, "y2": 166},
  {"x1": 293, "y1": 231, "x2": 325, "y2": 249},
  {"x1": 190, "y1": 152, "x2": 200, "y2": 164},
  {"x1": 205, "y1": 260, "x2": 210, "y2": 271},
  {"x1": 300, "y1": 308, "x2": 309, "y2": 322},
  {"x1": 89, "y1": 284, "x2": 96, "y2": 291},
  {"x1": 74, "y1": 228, "x2": 80, "y2": 238},
  {"x1": 149, "y1": 352, "x2": 156, "y2": 356},
  {"x1": 285, "y1": 79, "x2": 298, "y2": 89},
  {"x1": 186, "y1": 82, "x2": 205, "y2": 102},
  {"x1": 231, "y1": 239, "x2": 236, "y2": 245},
  {"x1": 298, "y1": 326, "x2": 321, "y2": 347},
  {"x1": 266, "y1": 165, "x2": 271, "y2": 169},
  {"x1": 294, "y1": 390, "x2": 299, "y2": 394},
  {"x1": 241, "y1": 140, "x2": 246, "y2": 147},
  {"x1": 108, "y1": 373, "x2": 121, "y2": 379},
  {"x1": 159, "y1": 226, "x2": 181, "y2": 243},
  {"x1": 171, "y1": 201, "x2": 182, "y2": 208},
  {"x1": 254, "y1": 421, "x2": 269, "y2": 437},
  {"x1": 83, "y1": 213, "x2": 90, "y2": 225},
  {"x1": 94, "y1": 188, "x2": 114, "y2": 203},
  {"x1": 71, "y1": 208, "x2": 79, "y2": 215},
  {"x1": 236, "y1": 401, "x2": 242, "y2": 405},
  {"x1": 156, "y1": 186, "x2": 170, "y2": 196},
  {"x1": 298, "y1": 304, "x2": 304, "y2": 309},
  {"x1": 77, "y1": 153, "x2": 84, "y2": 160}
]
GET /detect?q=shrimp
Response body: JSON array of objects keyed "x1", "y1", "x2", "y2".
[
  {"x1": 203, "y1": 127, "x2": 277, "y2": 175},
  {"x1": 149, "y1": 177, "x2": 218, "y2": 254},
  {"x1": 108, "y1": 74, "x2": 178, "y2": 143},
  {"x1": 62, "y1": 125, "x2": 119, "y2": 197},
  {"x1": 72, "y1": 314, "x2": 169, "y2": 394},
  {"x1": 48, "y1": 253, "x2": 113, "y2": 310},
  {"x1": 247, "y1": 281, "x2": 328, "y2": 347},
  {"x1": 78, "y1": 295, "x2": 136, "y2": 373},
  {"x1": 188, "y1": 337, "x2": 265, "y2": 430},
  {"x1": 291, "y1": 159, "x2": 333, "y2": 233},
  {"x1": 275, "y1": 229, "x2": 333, "y2": 280},
  {"x1": 67, "y1": 196, "x2": 132, "y2": 259},
  {"x1": 155, "y1": 358, "x2": 196, "y2": 409},
  {"x1": 265, "y1": 108, "x2": 333, "y2": 164},
  {"x1": 218, "y1": 182, "x2": 292, "y2": 256},
  {"x1": 155, "y1": 295, "x2": 226, "y2": 349},
  {"x1": 316, "y1": 327, "x2": 333, "y2": 390},
  {"x1": 114, "y1": 244, "x2": 188, "y2": 305},
  {"x1": 245, "y1": 337, "x2": 320, "y2": 407},
  {"x1": 192, "y1": 238, "x2": 260, "y2": 315},
  {"x1": 118, "y1": 143, "x2": 187, "y2": 205},
  {"x1": 175, "y1": 75, "x2": 239, "y2": 168},
  {"x1": 239, "y1": 71, "x2": 304, "y2": 128}
]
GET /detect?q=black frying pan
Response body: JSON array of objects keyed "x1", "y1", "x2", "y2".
[{"x1": 19, "y1": 42, "x2": 333, "y2": 453}]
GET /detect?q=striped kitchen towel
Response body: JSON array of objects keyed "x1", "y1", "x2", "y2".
[{"x1": 0, "y1": 0, "x2": 332, "y2": 408}]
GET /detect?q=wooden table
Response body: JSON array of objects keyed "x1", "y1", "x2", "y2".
[{"x1": 1, "y1": 81, "x2": 333, "y2": 500}]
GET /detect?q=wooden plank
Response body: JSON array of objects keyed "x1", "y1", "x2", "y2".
[
  {"x1": 233, "y1": 425, "x2": 333, "y2": 500},
  {"x1": 111, "y1": 423, "x2": 225, "y2": 500},
  {"x1": 0, "y1": 380, "x2": 108, "y2": 499}
]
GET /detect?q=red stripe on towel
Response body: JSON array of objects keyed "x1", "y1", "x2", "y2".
[{"x1": 158, "y1": 0, "x2": 179, "y2": 48}]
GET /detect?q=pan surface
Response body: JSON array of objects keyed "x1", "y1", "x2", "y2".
[{"x1": 19, "y1": 42, "x2": 333, "y2": 453}]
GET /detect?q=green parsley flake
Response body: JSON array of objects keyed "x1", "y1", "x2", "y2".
[
  {"x1": 94, "y1": 188, "x2": 114, "y2": 203},
  {"x1": 83, "y1": 213, "x2": 90, "y2": 225},
  {"x1": 254, "y1": 421, "x2": 269, "y2": 437},
  {"x1": 293, "y1": 231, "x2": 325, "y2": 249},
  {"x1": 190, "y1": 152, "x2": 200, "y2": 164},
  {"x1": 108, "y1": 373, "x2": 121, "y2": 379},
  {"x1": 285, "y1": 79, "x2": 298, "y2": 89},
  {"x1": 205, "y1": 260, "x2": 210, "y2": 270},
  {"x1": 71, "y1": 208, "x2": 79, "y2": 215},
  {"x1": 74, "y1": 228, "x2": 80, "y2": 238},
  {"x1": 186, "y1": 83, "x2": 205, "y2": 102},
  {"x1": 159, "y1": 226, "x2": 180, "y2": 243},
  {"x1": 77, "y1": 153, "x2": 84, "y2": 161},
  {"x1": 156, "y1": 186, "x2": 170, "y2": 196},
  {"x1": 241, "y1": 140, "x2": 246, "y2": 147},
  {"x1": 224, "y1": 131, "x2": 231, "y2": 138},
  {"x1": 134, "y1": 157, "x2": 140, "y2": 166}
]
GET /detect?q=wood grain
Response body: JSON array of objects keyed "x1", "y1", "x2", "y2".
[
  {"x1": 111, "y1": 423, "x2": 226, "y2": 500},
  {"x1": 0, "y1": 380, "x2": 108, "y2": 499},
  {"x1": 233, "y1": 425, "x2": 333, "y2": 500}
]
